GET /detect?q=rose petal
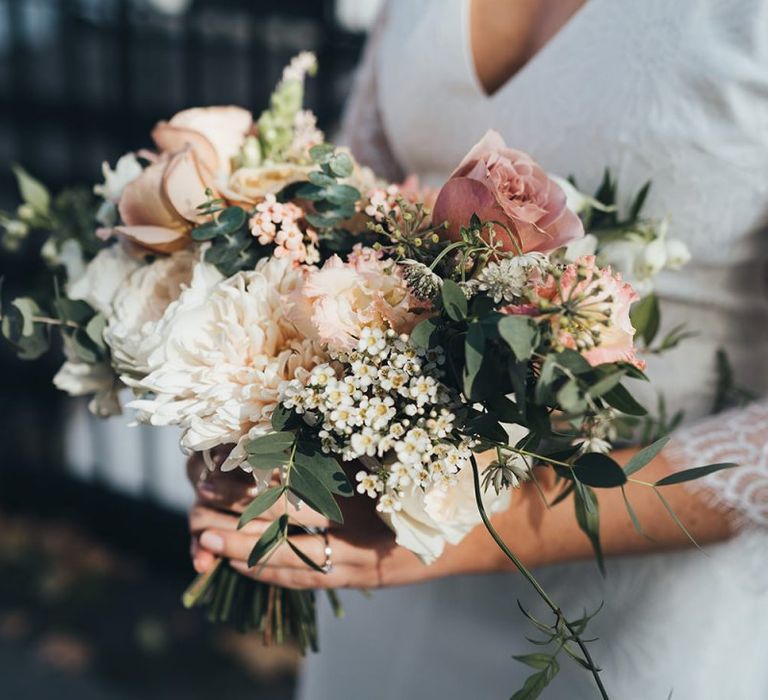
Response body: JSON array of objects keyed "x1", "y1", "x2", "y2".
[
  {"x1": 162, "y1": 106, "x2": 252, "y2": 174},
  {"x1": 114, "y1": 225, "x2": 189, "y2": 254},
  {"x1": 163, "y1": 148, "x2": 216, "y2": 223},
  {"x1": 151, "y1": 123, "x2": 219, "y2": 174},
  {"x1": 118, "y1": 159, "x2": 186, "y2": 230},
  {"x1": 451, "y1": 130, "x2": 508, "y2": 178}
]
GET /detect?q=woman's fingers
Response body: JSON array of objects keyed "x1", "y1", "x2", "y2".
[
  {"x1": 189, "y1": 499, "x2": 331, "y2": 535},
  {"x1": 229, "y1": 558, "x2": 352, "y2": 589}
]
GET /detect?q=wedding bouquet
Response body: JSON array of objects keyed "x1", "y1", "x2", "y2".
[{"x1": 1, "y1": 53, "x2": 732, "y2": 699}]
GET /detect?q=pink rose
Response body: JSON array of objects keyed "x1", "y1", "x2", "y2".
[
  {"x1": 151, "y1": 106, "x2": 252, "y2": 175},
  {"x1": 432, "y1": 130, "x2": 584, "y2": 253},
  {"x1": 115, "y1": 147, "x2": 213, "y2": 254}
]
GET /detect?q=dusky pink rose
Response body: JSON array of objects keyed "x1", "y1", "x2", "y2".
[
  {"x1": 115, "y1": 147, "x2": 213, "y2": 254},
  {"x1": 432, "y1": 130, "x2": 584, "y2": 253},
  {"x1": 151, "y1": 106, "x2": 252, "y2": 175}
]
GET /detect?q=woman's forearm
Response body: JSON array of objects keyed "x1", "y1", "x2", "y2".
[{"x1": 435, "y1": 449, "x2": 734, "y2": 577}]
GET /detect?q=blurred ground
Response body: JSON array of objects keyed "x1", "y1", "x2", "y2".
[{"x1": 0, "y1": 509, "x2": 298, "y2": 700}]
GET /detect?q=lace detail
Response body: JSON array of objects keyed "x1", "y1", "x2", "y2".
[
  {"x1": 667, "y1": 399, "x2": 768, "y2": 530},
  {"x1": 338, "y1": 1, "x2": 405, "y2": 183}
]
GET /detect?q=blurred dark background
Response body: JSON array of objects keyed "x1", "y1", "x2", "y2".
[{"x1": 0, "y1": 1, "x2": 376, "y2": 696}]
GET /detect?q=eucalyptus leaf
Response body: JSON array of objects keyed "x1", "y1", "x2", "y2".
[
  {"x1": 574, "y1": 483, "x2": 605, "y2": 575},
  {"x1": 630, "y1": 293, "x2": 660, "y2": 347},
  {"x1": 602, "y1": 383, "x2": 647, "y2": 416},
  {"x1": 239, "y1": 486, "x2": 286, "y2": 528},
  {"x1": 623, "y1": 435, "x2": 670, "y2": 476},
  {"x1": 498, "y1": 316, "x2": 537, "y2": 360},
  {"x1": 287, "y1": 539, "x2": 326, "y2": 573},
  {"x1": 294, "y1": 440, "x2": 352, "y2": 496},
  {"x1": 441, "y1": 279, "x2": 467, "y2": 321},
  {"x1": 463, "y1": 322, "x2": 485, "y2": 397},
  {"x1": 654, "y1": 462, "x2": 737, "y2": 487},
  {"x1": 289, "y1": 464, "x2": 343, "y2": 523},
  {"x1": 411, "y1": 318, "x2": 439, "y2": 349},
  {"x1": 573, "y1": 453, "x2": 627, "y2": 487},
  {"x1": 247, "y1": 515, "x2": 288, "y2": 566}
]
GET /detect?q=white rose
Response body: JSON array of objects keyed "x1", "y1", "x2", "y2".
[
  {"x1": 664, "y1": 238, "x2": 691, "y2": 270},
  {"x1": 104, "y1": 250, "x2": 220, "y2": 376},
  {"x1": 67, "y1": 244, "x2": 141, "y2": 316},
  {"x1": 222, "y1": 164, "x2": 313, "y2": 205},
  {"x1": 384, "y1": 468, "x2": 510, "y2": 564},
  {"x1": 383, "y1": 424, "x2": 528, "y2": 564}
]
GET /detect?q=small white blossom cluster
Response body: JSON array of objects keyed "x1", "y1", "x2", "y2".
[
  {"x1": 249, "y1": 193, "x2": 319, "y2": 264},
  {"x1": 469, "y1": 253, "x2": 548, "y2": 303},
  {"x1": 280, "y1": 326, "x2": 474, "y2": 513},
  {"x1": 288, "y1": 109, "x2": 324, "y2": 162},
  {"x1": 577, "y1": 408, "x2": 620, "y2": 454}
]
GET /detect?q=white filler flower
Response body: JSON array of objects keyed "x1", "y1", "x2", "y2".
[{"x1": 128, "y1": 256, "x2": 325, "y2": 472}]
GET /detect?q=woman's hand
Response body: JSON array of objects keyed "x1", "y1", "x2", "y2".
[{"x1": 188, "y1": 446, "x2": 735, "y2": 591}]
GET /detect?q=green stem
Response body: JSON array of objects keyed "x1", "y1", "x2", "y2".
[
  {"x1": 428, "y1": 240, "x2": 465, "y2": 271},
  {"x1": 470, "y1": 456, "x2": 609, "y2": 700}
]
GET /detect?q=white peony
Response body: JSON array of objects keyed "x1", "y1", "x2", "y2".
[
  {"x1": 382, "y1": 423, "x2": 528, "y2": 564},
  {"x1": 67, "y1": 244, "x2": 141, "y2": 316},
  {"x1": 104, "y1": 249, "x2": 221, "y2": 377},
  {"x1": 127, "y1": 256, "x2": 326, "y2": 472}
]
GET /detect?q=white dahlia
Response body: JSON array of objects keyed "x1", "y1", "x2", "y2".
[
  {"x1": 128, "y1": 256, "x2": 326, "y2": 472},
  {"x1": 104, "y1": 249, "x2": 221, "y2": 377}
]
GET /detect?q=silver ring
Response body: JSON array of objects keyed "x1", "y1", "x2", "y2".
[{"x1": 305, "y1": 526, "x2": 333, "y2": 573}]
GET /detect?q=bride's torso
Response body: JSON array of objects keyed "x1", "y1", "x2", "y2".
[{"x1": 299, "y1": 1, "x2": 768, "y2": 698}]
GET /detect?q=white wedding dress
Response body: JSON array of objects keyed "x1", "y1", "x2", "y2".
[{"x1": 297, "y1": 1, "x2": 768, "y2": 698}]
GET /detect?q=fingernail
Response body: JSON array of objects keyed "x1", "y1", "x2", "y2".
[{"x1": 200, "y1": 531, "x2": 224, "y2": 553}]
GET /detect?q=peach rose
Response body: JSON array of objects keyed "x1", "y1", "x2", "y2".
[
  {"x1": 115, "y1": 147, "x2": 212, "y2": 254},
  {"x1": 151, "y1": 106, "x2": 252, "y2": 176},
  {"x1": 432, "y1": 130, "x2": 584, "y2": 253}
]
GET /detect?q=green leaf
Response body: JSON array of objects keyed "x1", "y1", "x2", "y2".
[
  {"x1": 511, "y1": 661, "x2": 559, "y2": 700},
  {"x1": 441, "y1": 279, "x2": 467, "y2": 321},
  {"x1": 246, "y1": 431, "x2": 295, "y2": 470},
  {"x1": 621, "y1": 486, "x2": 648, "y2": 538},
  {"x1": 308, "y1": 171, "x2": 336, "y2": 187},
  {"x1": 513, "y1": 653, "x2": 556, "y2": 670},
  {"x1": 574, "y1": 483, "x2": 605, "y2": 574},
  {"x1": 326, "y1": 184, "x2": 360, "y2": 205},
  {"x1": 555, "y1": 348, "x2": 593, "y2": 375},
  {"x1": 309, "y1": 143, "x2": 335, "y2": 164},
  {"x1": 247, "y1": 431, "x2": 295, "y2": 455},
  {"x1": 557, "y1": 380, "x2": 587, "y2": 414},
  {"x1": 653, "y1": 488, "x2": 701, "y2": 550},
  {"x1": 289, "y1": 465, "x2": 343, "y2": 523},
  {"x1": 630, "y1": 293, "x2": 660, "y2": 347},
  {"x1": 238, "y1": 486, "x2": 286, "y2": 528},
  {"x1": 573, "y1": 453, "x2": 627, "y2": 487},
  {"x1": 85, "y1": 313, "x2": 108, "y2": 352},
  {"x1": 54, "y1": 297, "x2": 95, "y2": 325},
  {"x1": 9, "y1": 297, "x2": 41, "y2": 337},
  {"x1": 624, "y1": 435, "x2": 670, "y2": 476},
  {"x1": 498, "y1": 316, "x2": 537, "y2": 360},
  {"x1": 270, "y1": 404, "x2": 294, "y2": 431},
  {"x1": 287, "y1": 539, "x2": 327, "y2": 573},
  {"x1": 463, "y1": 321, "x2": 485, "y2": 397},
  {"x1": 587, "y1": 369, "x2": 626, "y2": 398},
  {"x1": 465, "y1": 413, "x2": 508, "y2": 445},
  {"x1": 410, "y1": 317, "x2": 439, "y2": 349},
  {"x1": 602, "y1": 383, "x2": 647, "y2": 416},
  {"x1": 328, "y1": 152, "x2": 353, "y2": 178},
  {"x1": 247, "y1": 515, "x2": 288, "y2": 566},
  {"x1": 654, "y1": 462, "x2": 738, "y2": 487},
  {"x1": 12, "y1": 164, "x2": 50, "y2": 215},
  {"x1": 191, "y1": 206, "x2": 247, "y2": 240},
  {"x1": 294, "y1": 440, "x2": 352, "y2": 496},
  {"x1": 628, "y1": 180, "x2": 651, "y2": 221}
]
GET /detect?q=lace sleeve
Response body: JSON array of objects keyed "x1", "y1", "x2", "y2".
[
  {"x1": 338, "y1": 1, "x2": 405, "y2": 183},
  {"x1": 666, "y1": 398, "x2": 768, "y2": 530}
]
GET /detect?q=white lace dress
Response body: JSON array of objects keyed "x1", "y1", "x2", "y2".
[{"x1": 297, "y1": 1, "x2": 768, "y2": 698}]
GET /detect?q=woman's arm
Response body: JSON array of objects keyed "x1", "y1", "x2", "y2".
[{"x1": 188, "y1": 434, "x2": 740, "y2": 590}]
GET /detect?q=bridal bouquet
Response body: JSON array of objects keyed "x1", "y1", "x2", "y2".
[{"x1": 2, "y1": 53, "x2": 731, "y2": 699}]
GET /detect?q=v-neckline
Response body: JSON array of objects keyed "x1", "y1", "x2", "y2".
[{"x1": 462, "y1": 0, "x2": 595, "y2": 101}]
